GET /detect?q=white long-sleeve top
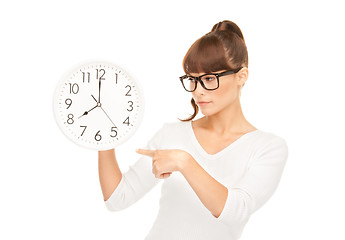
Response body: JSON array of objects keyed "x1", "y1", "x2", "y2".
[{"x1": 105, "y1": 120, "x2": 288, "y2": 240}]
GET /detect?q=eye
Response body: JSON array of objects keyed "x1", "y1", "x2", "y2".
[
  {"x1": 187, "y1": 77, "x2": 196, "y2": 82},
  {"x1": 201, "y1": 75, "x2": 216, "y2": 81}
]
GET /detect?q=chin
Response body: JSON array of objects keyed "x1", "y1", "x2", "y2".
[
  {"x1": 199, "y1": 103, "x2": 228, "y2": 117},
  {"x1": 199, "y1": 108, "x2": 216, "y2": 116}
]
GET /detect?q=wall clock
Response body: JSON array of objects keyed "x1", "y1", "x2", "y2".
[{"x1": 53, "y1": 61, "x2": 145, "y2": 150}]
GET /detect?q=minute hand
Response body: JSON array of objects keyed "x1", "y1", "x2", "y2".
[{"x1": 98, "y1": 77, "x2": 101, "y2": 103}]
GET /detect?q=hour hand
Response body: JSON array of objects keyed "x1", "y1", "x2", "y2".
[
  {"x1": 79, "y1": 104, "x2": 97, "y2": 119},
  {"x1": 91, "y1": 94, "x2": 97, "y2": 103}
]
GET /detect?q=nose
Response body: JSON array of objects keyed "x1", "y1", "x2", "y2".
[{"x1": 193, "y1": 81, "x2": 207, "y2": 96}]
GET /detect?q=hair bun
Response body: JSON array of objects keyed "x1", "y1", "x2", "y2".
[{"x1": 211, "y1": 20, "x2": 245, "y2": 42}]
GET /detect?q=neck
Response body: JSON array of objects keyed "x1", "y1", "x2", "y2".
[{"x1": 203, "y1": 97, "x2": 250, "y2": 136}]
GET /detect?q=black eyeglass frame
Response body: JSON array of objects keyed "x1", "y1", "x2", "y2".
[{"x1": 179, "y1": 67, "x2": 243, "y2": 92}]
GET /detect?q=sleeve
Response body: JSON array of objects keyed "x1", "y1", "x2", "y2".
[
  {"x1": 216, "y1": 137, "x2": 289, "y2": 227},
  {"x1": 104, "y1": 123, "x2": 167, "y2": 212}
]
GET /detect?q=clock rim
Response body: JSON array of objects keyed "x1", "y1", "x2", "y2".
[{"x1": 52, "y1": 60, "x2": 145, "y2": 151}]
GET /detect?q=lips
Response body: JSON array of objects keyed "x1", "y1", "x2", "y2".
[
  {"x1": 197, "y1": 101, "x2": 210, "y2": 104},
  {"x1": 197, "y1": 101, "x2": 211, "y2": 106}
]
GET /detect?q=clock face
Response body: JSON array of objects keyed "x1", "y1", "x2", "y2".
[{"x1": 53, "y1": 61, "x2": 145, "y2": 150}]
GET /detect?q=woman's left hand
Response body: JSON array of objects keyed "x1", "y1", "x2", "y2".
[{"x1": 135, "y1": 149, "x2": 192, "y2": 179}]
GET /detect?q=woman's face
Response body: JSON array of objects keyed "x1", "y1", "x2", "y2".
[{"x1": 190, "y1": 68, "x2": 248, "y2": 116}]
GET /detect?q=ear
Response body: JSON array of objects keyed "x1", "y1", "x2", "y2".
[{"x1": 237, "y1": 67, "x2": 249, "y2": 87}]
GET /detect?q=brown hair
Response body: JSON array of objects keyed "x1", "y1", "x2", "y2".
[{"x1": 178, "y1": 20, "x2": 248, "y2": 122}]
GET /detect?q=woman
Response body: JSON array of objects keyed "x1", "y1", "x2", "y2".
[{"x1": 98, "y1": 20, "x2": 288, "y2": 240}]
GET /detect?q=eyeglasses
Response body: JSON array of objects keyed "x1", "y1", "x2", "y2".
[{"x1": 179, "y1": 67, "x2": 243, "y2": 92}]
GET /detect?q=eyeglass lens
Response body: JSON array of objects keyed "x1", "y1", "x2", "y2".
[{"x1": 182, "y1": 74, "x2": 218, "y2": 91}]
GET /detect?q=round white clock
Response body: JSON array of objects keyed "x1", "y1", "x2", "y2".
[{"x1": 53, "y1": 61, "x2": 145, "y2": 151}]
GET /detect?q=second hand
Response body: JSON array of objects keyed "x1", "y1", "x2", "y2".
[{"x1": 91, "y1": 94, "x2": 117, "y2": 127}]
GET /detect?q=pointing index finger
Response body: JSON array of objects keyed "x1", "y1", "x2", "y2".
[{"x1": 136, "y1": 148, "x2": 155, "y2": 157}]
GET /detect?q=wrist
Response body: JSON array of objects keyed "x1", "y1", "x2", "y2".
[
  {"x1": 178, "y1": 153, "x2": 194, "y2": 175},
  {"x1": 98, "y1": 148, "x2": 115, "y2": 157}
]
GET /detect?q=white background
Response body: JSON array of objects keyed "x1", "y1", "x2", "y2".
[{"x1": 1, "y1": 0, "x2": 344, "y2": 239}]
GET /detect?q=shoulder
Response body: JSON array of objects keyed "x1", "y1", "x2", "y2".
[
  {"x1": 149, "y1": 120, "x2": 189, "y2": 140},
  {"x1": 255, "y1": 129, "x2": 287, "y2": 146},
  {"x1": 146, "y1": 121, "x2": 190, "y2": 149},
  {"x1": 249, "y1": 129, "x2": 289, "y2": 164},
  {"x1": 160, "y1": 120, "x2": 190, "y2": 132}
]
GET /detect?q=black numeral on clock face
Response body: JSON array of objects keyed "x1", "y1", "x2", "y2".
[
  {"x1": 123, "y1": 116, "x2": 130, "y2": 126},
  {"x1": 65, "y1": 98, "x2": 72, "y2": 109},
  {"x1": 69, "y1": 83, "x2": 79, "y2": 94},
  {"x1": 96, "y1": 69, "x2": 105, "y2": 80},
  {"x1": 80, "y1": 126, "x2": 87, "y2": 136},
  {"x1": 82, "y1": 72, "x2": 90, "y2": 83},
  {"x1": 127, "y1": 101, "x2": 133, "y2": 111},
  {"x1": 67, "y1": 114, "x2": 74, "y2": 124},
  {"x1": 125, "y1": 85, "x2": 132, "y2": 96},
  {"x1": 95, "y1": 130, "x2": 102, "y2": 141},
  {"x1": 110, "y1": 127, "x2": 118, "y2": 138}
]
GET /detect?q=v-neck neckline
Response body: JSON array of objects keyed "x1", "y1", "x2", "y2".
[{"x1": 187, "y1": 120, "x2": 260, "y2": 159}]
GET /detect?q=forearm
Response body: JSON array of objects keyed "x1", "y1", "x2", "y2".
[
  {"x1": 179, "y1": 157, "x2": 228, "y2": 218},
  {"x1": 98, "y1": 149, "x2": 122, "y2": 201}
]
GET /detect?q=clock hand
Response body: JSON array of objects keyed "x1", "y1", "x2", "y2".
[
  {"x1": 100, "y1": 106, "x2": 117, "y2": 128},
  {"x1": 78, "y1": 104, "x2": 98, "y2": 119},
  {"x1": 78, "y1": 95, "x2": 99, "y2": 119},
  {"x1": 91, "y1": 94, "x2": 98, "y2": 103},
  {"x1": 91, "y1": 93, "x2": 116, "y2": 127},
  {"x1": 98, "y1": 77, "x2": 102, "y2": 103},
  {"x1": 91, "y1": 93, "x2": 116, "y2": 126}
]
